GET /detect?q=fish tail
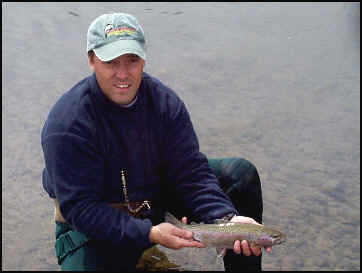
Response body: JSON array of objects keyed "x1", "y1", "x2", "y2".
[{"x1": 164, "y1": 212, "x2": 185, "y2": 228}]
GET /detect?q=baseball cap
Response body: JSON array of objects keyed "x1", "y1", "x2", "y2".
[{"x1": 87, "y1": 13, "x2": 146, "y2": 61}]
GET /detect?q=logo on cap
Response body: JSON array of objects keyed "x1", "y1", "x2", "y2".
[
  {"x1": 104, "y1": 24, "x2": 114, "y2": 35},
  {"x1": 104, "y1": 23, "x2": 137, "y2": 38}
]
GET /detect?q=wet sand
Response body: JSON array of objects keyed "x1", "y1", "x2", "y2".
[{"x1": 2, "y1": 2, "x2": 360, "y2": 270}]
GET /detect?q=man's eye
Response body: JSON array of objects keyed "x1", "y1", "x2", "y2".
[{"x1": 129, "y1": 58, "x2": 138, "y2": 63}]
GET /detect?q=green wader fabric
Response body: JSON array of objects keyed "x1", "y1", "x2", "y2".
[
  {"x1": 208, "y1": 158, "x2": 263, "y2": 271},
  {"x1": 55, "y1": 222, "x2": 95, "y2": 271},
  {"x1": 54, "y1": 157, "x2": 263, "y2": 271}
]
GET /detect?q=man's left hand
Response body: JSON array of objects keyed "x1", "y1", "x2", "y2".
[{"x1": 229, "y1": 215, "x2": 272, "y2": 256}]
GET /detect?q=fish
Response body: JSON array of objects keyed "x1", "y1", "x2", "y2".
[{"x1": 165, "y1": 212, "x2": 286, "y2": 257}]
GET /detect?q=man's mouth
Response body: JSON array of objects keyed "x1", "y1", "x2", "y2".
[{"x1": 115, "y1": 83, "x2": 130, "y2": 88}]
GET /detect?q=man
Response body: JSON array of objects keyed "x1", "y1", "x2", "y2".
[{"x1": 41, "y1": 12, "x2": 270, "y2": 271}]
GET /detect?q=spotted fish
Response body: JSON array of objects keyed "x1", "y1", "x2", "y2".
[{"x1": 165, "y1": 212, "x2": 286, "y2": 257}]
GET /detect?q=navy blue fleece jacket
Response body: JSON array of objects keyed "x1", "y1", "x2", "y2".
[{"x1": 41, "y1": 72, "x2": 238, "y2": 264}]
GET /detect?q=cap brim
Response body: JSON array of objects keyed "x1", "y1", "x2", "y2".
[{"x1": 93, "y1": 39, "x2": 146, "y2": 62}]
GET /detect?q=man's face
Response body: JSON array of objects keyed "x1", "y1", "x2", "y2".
[{"x1": 88, "y1": 53, "x2": 145, "y2": 105}]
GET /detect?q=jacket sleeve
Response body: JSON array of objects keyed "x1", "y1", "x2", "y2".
[
  {"x1": 162, "y1": 99, "x2": 238, "y2": 223},
  {"x1": 42, "y1": 132, "x2": 153, "y2": 251}
]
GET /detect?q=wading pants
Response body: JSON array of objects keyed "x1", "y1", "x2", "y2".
[
  {"x1": 208, "y1": 158, "x2": 263, "y2": 271},
  {"x1": 54, "y1": 157, "x2": 263, "y2": 271}
]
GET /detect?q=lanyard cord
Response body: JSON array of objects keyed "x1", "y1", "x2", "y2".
[
  {"x1": 121, "y1": 170, "x2": 151, "y2": 214},
  {"x1": 121, "y1": 170, "x2": 131, "y2": 204}
]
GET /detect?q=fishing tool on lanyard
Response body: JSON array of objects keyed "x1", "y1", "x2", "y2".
[{"x1": 121, "y1": 170, "x2": 151, "y2": 214}]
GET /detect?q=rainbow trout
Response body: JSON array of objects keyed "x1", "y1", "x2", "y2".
[{"x1": 165, "y1": 212, "x2": 286, "y2": 257}]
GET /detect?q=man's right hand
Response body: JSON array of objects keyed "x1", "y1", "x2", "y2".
[{"x1": 149, "y1": 222, "x2": 205, "y2": 250}]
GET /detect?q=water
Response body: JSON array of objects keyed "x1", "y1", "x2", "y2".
[{"x1": 2, "y1": 2, "x2": 360, "y2": 270}]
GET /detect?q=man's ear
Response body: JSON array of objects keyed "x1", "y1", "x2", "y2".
[{"x1": 88, "y1": 53, "x2": 95, "y2": 72}]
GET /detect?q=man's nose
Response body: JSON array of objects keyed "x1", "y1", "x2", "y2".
[{"x1": 114, "y1": 62, "x2": 129, "y2": 78}]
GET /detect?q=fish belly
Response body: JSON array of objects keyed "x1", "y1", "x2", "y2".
[{"x1": 195, "y1": 231, "x2": 247, "y2": 249}]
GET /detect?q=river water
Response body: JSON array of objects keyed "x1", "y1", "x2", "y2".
[{"x1": 2, "y1": 2, "x2": 360, "y2": 270}]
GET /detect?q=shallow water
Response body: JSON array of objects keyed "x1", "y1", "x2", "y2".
[{"x1": 2, "y1": 2, "x2": 360, "y2": 270}]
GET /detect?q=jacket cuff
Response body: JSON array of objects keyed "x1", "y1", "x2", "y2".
[{"x1": 135, "y1": 218, "x2": 154, "y2": 250}]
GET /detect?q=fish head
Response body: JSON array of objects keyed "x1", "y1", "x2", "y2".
[
  {"x1": 270, "y1": 231, "x2": 286, "y2": 245},
  {"x1": 257, "y1": 231, "x2": 286, "y2": 246}
]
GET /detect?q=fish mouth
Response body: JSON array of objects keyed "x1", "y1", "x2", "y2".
[{"x1": 272, "y1": 236, "x2": 286, "y2": 245}]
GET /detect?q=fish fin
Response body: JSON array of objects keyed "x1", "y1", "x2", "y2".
[
  {"x1": 216, "y1": 248, "x2": 227, "y2": 258},
  {"x1": 214, "y1": 219, "x2": 230, "y2": 224},
  {"x1": 164, "y1": 212, "x2": 184, "y2": 228},
  {"x1": 190, "y1": 221, "x2": 204, "y2": 224},
  {"x1": 192, "y1": 231, "x2": 202, "y2": 242}
]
